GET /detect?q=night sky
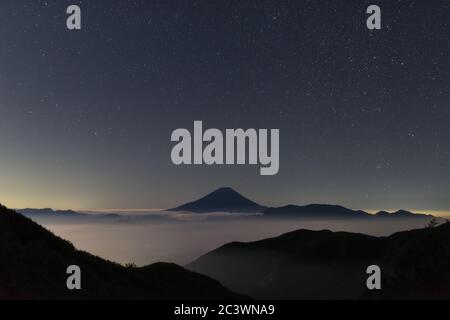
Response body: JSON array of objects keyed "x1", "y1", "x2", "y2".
[{"x1": 0, "y1": 0, "x2": 449, "y2": 214}]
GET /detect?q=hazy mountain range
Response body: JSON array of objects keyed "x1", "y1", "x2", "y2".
[
  {"x1": 18, "y1": 187, "x2": 435, "y2": 221},
  {"x1": 17, "y1": 208, "x2": 165, "y2": 224},
  {"x1": 170, "y1": 187, "x2": 434, "y2": 219}
]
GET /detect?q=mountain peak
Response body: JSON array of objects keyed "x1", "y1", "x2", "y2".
[
  {"x1": 210, "y1": 187, "x2": 239, "y2": 195},
  {"x1": 393, "y1": 210, "x2": 413, "y2": 216},
  {"x1": 169, "y1": 187, "x2": 267, "y2": 213}
]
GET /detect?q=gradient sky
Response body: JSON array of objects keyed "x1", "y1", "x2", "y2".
[{"x1": 0, "y1": 0, "x2": 449, "y2": 213}]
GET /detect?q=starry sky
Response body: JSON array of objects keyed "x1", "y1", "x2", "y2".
[{"x1": 0, "y1": 0, "x2": 449, "y2": 214}]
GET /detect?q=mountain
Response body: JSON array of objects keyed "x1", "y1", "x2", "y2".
[
  {"x1": 18, "y1": 208, "x2": 86, "y2": 217},
  {"x1": 187, "y1": 220, "x2": 450, "y2": 299},
  {"x1": 263, "y1": 204, "x2": 433, "y2": 219},
  {"x1": 263, "y1": 204, "x2": 371, "y2": 218},
  {"x1": 0, "y1": 204, "x2": 246, "y2": 299},
  {"x1": 374, "y1": 209, "x2": 433, "y2": 219},
  {"x1": 17, "y1": 208, "x2": 127, "y2": 224},
  {"x1": 169, "y1": 187, "x2": 432, "y2": 219},
  {"x1": 169, "y1": 187, "x2": 267, "y2": 213}
]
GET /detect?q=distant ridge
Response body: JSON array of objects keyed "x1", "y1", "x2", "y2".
[
  {"x1": 18, "y1": 208, "x2": 85, "y2": 217},
  {"x1": 263, "y1": 204, "x2": 433, "y2": 219},
  {"x1": 18, "y1": 189, "x2": 435, "y2": 220},
  {"x1": 374, "y1": 209, "x2": 433, "y2": 218},
  {"x1": 169, "y1": 187, "x2": 267, "y2": 213},
  {"x1": 263, "y1": 204, "x2": 371, "y2": 218},
  {"x1": 169, "y1": 187, "x2": 435, "y2": 218}
]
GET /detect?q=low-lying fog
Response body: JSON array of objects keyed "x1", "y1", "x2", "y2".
[{"x1": 31, "y1": 212, "x2": 434, "y2": 266}]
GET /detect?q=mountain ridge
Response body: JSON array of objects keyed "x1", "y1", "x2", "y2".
[
  {"x1": 187, "y1": 221, "x2": 450, "y2": 299},
  {"x1": 17, "y1": 188, "x2": 436, "y2": 220},
  {"x1": 169, "y1": 187, "x2": 435, "y2": 219},
  {"x1": 18, "y1": 208, "x2": 85, "y2": 216},
  {"x1": 263, "y1": 204, "x2": 371, "y2": 218}
]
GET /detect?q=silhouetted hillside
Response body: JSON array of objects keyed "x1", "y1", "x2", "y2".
[
  {"x1": 0, "y1": 204, "x2": 246, "y2": 299},
  {"x1": 170, "y1": 187, "x2": 267, "y2": 213},
  {"x1": 187, "y1": 222, "x2": 450, "y2": 299}
]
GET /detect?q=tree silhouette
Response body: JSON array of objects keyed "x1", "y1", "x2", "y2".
[
  {"x1": 426, "y1": 217, "x2": 438, "y2": 229},
  {"x1": 125, "y1": 262, "x2": 137, "y2": 269}
]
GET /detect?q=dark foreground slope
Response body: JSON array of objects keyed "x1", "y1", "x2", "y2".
[
  {"x1": 0, "y1": 204, "x2": 245, "y2": 300},
  {"x1": 187, "y1": 222, "x2": 450, "y2": 299}
]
